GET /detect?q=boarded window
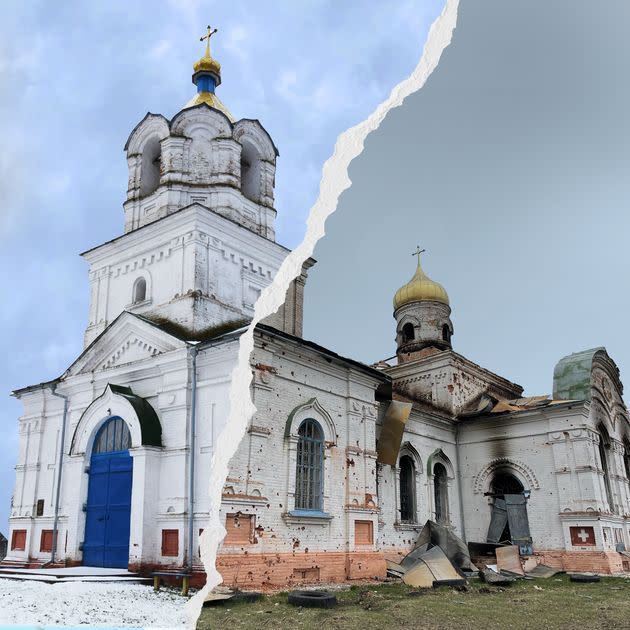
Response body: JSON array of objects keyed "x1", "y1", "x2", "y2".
[
  {"x1": 161, "y1": 529, "x2": 179, "y2": 557},
  {"x1": 36, "y1": 499, "x2": 44, "y2": 517},
  {"x1": 11, "y1": 529, "x2": 26, "y2": 551},
  {"x1": 569, "y1": 526, "x2": 595, "y2": 546},
  {"x1": 355, "y1": 520, "x2": 374, "y2": 545},
  {"x1": 295, "y1": 418, "x2": 324, "y2": 511},
  {"x1": 433, "y1": 463, "x2": 448, "y2": 524},
  {"x1": 292, "y1": 567, "x2": 320, "y2": 581},
  {"x1": 40, "y1": 530, "x2": 54, "y2": 553},
  {"x1": 399, "y1": 455, "x2": 415, "y2": 523},
  {"x1": 224, "y1": 513, "x2": 254, "y2": 545}
]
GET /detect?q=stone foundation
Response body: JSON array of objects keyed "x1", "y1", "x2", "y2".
[{"x1": 216, "y1": 551, "x2": 387, "y2": 588}]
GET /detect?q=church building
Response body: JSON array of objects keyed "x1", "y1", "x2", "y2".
[{"x1": 5, "y1": 32, "x2": 630, "y2": 587}]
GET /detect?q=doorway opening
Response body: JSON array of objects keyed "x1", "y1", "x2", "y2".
[{"x1": 83, "y1": 417, "x2": 133, "y2": 568}]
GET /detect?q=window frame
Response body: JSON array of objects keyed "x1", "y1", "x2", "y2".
[
  {"x1": 92, "y1": 416, "x2": 132, "y2": 455},
  {"x1": 399, "y1": 454, "x2": 417, "y2": 523},
  {"x1": 294, "y1": 418, "x2": 325, "y2": 513}
]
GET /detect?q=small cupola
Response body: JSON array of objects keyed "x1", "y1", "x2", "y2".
[
  {"x1": 393, "y1": 248, "x2": 454, "y2": 360},
  {"x1": 184, "y1": 25, "x2": 234, "y2": 121}
]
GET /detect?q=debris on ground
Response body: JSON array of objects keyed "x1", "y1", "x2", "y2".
[
  {"x1": 391, "y1": 520, "x2": 475, "y2": 588},
  {"x1": 496, "y1": 545, "x2": 525, "y2": 576}
]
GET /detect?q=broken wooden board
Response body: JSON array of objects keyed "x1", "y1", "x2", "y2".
[{"x1": 496, "y1": 545, "x2": 525, "y2": 576}]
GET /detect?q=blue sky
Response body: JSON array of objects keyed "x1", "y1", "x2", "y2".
[{"x1": 0, "y1": 1, "x2": 445, "y2": 534}]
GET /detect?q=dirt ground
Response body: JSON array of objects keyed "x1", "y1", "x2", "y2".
[{"x1": 196, "y1": 575, "x2": 630, "y2": 630}]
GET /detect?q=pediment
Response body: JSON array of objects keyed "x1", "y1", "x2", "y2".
[{"x1": 66, "y1": 312, "x2": 186, "y2": 377}]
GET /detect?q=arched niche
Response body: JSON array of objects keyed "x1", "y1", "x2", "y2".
[
  {"x1": 70, "y1": 384, "x2": 162, "y2": 456},
  {"x1": 473, "y1": 457, "x2": 540, "y2": 495},
  {"x1": 284, "y1": 397, "x2": 336, "y2": 444}
]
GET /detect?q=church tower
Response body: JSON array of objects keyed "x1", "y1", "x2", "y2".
[
  {"x1": 393, "y1": 249, "x2": 453, "y2": 362},
  {"x1": 81, "y1": 29, "x2": 304, "y2": 347}
]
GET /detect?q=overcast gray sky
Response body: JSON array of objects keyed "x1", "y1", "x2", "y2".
[
  {"x1": 306, "y1": 1, "x2": 630, "y2": 406},
  {"x1": 0, "y1": 1, "x2": 444, "y2": 534}
]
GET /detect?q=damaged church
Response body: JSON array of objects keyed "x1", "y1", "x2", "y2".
[{"x1": 4, "y1": 33, "x2": 630, "y2": 587}]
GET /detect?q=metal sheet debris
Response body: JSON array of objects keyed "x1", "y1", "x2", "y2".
[
  {"x1": 525, "y1": 564, "x2": 560, "y2": 579},
  {"x1": 397, "y1": 520, "x2": 473, "y2": 588},
  {"x1": 376, "y1": 401, "x2": 413, "y2": 465}
]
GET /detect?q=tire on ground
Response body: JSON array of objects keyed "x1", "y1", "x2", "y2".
[
  {"x1": 569, "y1": 574, "x2": 600, "y2": 583},
  {"x1": 287, "y1": 590, "x2": 337, "y2": 608}
]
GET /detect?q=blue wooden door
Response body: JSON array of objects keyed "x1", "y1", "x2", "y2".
[{"x1": 83, "y1": 417, "x2": 133, "y2": 568}]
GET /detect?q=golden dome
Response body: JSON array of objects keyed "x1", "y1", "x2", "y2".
[
  {"x1": 184, "y1": 91, "x2": 234, "y2": 121},
  {"x1": 185, "y1": 25, "x2": 234, "y2": 120},
  {"x1": 393, "y1": 256, "x2": 449, "y2": 310},
  {"x1": 193, "y1": 54, "x2": 221, "y2": 77}
]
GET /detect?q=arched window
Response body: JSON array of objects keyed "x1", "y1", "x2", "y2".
[
  {"x1": 402, "y1": 323, "x2": 415, "y2": 343},
  {"x1": 399, "y1": 455, "x2": 416, "y2": 523},
  {"x1": 433, "y1": 463, "x2": 448, "y2": 524},
  {"x1": 442, "y1": 324, "x2": 450, "y2": 343},
  {"x1": 295, "y1": 419, "x2": 324, "y2": 511},
  {"x1": 132, "y1": 277, "x2": 147, "y2": 304},
  {"x1": 623, "y1": 438, "x2": 630, "y2": 482},
  {"x1": 140, "y1": 137, "x2": 161, "y2": 196},
  {"x1": 93, "y1": 417, "x2": 131, "y2": 454},
  {"x1": 598, "y1": 424, "x2": 614, "y2": 512},
  {"x1": 240, "y1": 141, "x2": 261, "y2": 203}
]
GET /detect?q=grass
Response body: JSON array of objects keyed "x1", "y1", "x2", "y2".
[{"x1": 196, "y1": 575, "x2": 630, "y2": 630}]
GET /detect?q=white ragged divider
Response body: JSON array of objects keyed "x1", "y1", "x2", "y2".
[{"x1": 187, "y1": 0, "x2": 460, "y2": 623}]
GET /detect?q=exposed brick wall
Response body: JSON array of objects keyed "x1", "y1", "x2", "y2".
[
  {"x1": 534, "y1": 550, "x2": 625, "y2": 574},
  {"x1": 216, "y1": 551, "x2": 386, "y2": 588}
]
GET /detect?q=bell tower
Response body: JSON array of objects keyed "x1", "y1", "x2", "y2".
[
  {"x1": 81, "y1": 28, "x2": 306, "y2": 347},
  {"x1": 393, "y1": 248, "x2": 453, "y2": 362}
]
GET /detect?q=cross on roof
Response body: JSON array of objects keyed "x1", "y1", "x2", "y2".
[
  {"x1": 411, "y1": 246, "x2": 425, "y2": 266},
  {"x1": 200, "y1": 25, "x2": 218, "y2": 57}
]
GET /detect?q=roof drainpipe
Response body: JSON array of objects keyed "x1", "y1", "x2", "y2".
[
  {"x1": 455, "y1": 420, "x2": 467, "y2": 543},
  {"x1": 48, "y1": 384, "x2": 69, "y2": 566},
  {"x1": 187, "y1": 344, "x2": 199, "y2": 574}
]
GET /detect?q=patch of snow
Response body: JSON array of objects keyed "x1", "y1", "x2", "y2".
[
  {"x1": 0, "y1": 578, "x2": 190, "y2": 627},
  {"x1": 0, "y1": 566, "x2": 135, "y2": 576}
]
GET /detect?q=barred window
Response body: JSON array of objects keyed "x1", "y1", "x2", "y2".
[
  {"x1": 399, "y1": 455, "x2": 415, "y2": 523},
  {"x1": 93, "y1": 417, "x2": 131, "y2": 454},
  {"x1": 295, "y1": 419, "x2": 324, "y2": 511}
]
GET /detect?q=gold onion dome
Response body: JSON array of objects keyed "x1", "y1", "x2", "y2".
[
  {"x1": 393, "y1": 254, "x2": 449, "y2": 310},
  {"x1": 185, "y1": 25, "x2": 234, "y2": 122}
]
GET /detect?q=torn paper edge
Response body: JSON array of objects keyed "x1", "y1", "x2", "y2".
[{"x1": 186, "y1": 0, "x2": 460, "y2": 623}]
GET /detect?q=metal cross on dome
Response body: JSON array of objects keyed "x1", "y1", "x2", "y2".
[
  {"x1": 200, "y1": 25, "x2": 218, "y2": 57},
  {"x1": 411, "y1": 246, "x2": 426, "y2": 265}
]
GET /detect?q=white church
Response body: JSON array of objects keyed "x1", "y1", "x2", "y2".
[{"x1": 5, "y1": 32, "x2": 630, "y2": 587}]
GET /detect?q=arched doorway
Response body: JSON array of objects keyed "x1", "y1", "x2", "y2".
[
  {"x1": 83, "y1": 417, "x2": 133, "y2": 568},
  {"x1": 489, "y1": 471, "x2": 524, "y2": 543}
]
